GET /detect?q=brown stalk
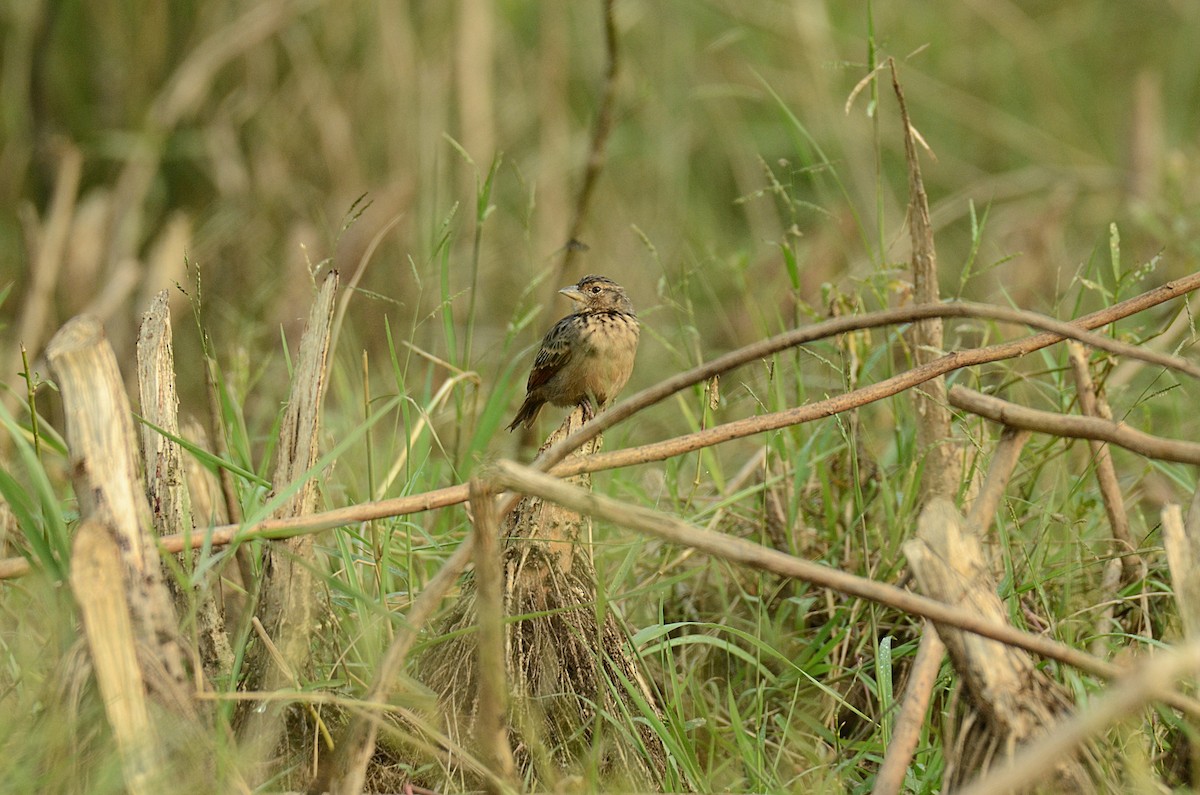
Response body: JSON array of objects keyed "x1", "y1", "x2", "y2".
[
  {"x1": 137, "y1": 289, "x2": 234, "y2": 682},
  {"x1": 891, "y1": 57, "x2": 957, "y2": 503},
  {"x1": 560, "y1": 0, "x2": 620, "y2": 274},
  {"x1": 874, "y1": 60, "x2": 956, "y2": 795},
  {"x1": 469, "y1": 478, "x2": 516, "y2": 791},
  {"x1": 238, "y1": 269, "x2": 338, "y2": 785},
  {"x1": 1067, "y1": 341, "x2": 1142, "y2": 579}
]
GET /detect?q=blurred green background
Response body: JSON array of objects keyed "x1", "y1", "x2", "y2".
[{"x1": 5, "y1": 0, "x2": 1199, "y2": 411}]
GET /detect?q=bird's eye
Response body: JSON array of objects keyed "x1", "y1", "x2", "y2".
[{"x1": 590, "y1": 285, "x2": 602, "y2": 294}]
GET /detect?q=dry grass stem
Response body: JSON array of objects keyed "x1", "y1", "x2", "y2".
[
  {"x1": 1067, "y1": 341, "x2": 1142, "y2": 580},
  {"x1": 949, "y1": 384, "x2": 1200, "y2": 464},
  {"x1": 560, "y1": 0, "x2": 619, "y2": 274},
  {"x1": 469, "y1": 478, "x2": 517, "y2": 790},
  {"x1": 891, "y1": 57, "x2": 957, "y2": 503},
  {"x1": 871, "y1": 625, "x2": 945, "y2": 795},
  {"x1": 6, "y1": 142, "x2": 82, "y2": 411}
]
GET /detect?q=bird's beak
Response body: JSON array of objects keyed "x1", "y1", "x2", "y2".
[{"x1": 559, "y1": 285, "x2": 586, "y2": 303}]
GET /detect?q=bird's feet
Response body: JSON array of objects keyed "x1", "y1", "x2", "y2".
[{"x1": 579, "y1": 396, "x2": 596, "y2": 423}]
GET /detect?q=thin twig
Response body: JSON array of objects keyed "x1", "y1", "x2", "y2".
[
  {"x1": 561, "y1": 0, "x2": 619, "y2": 274},
  {"x1": 872, "y1": 625, "x2": 945, "y2": 795},
  {"x1": 1067, "y1": 341, "x2": 1142, "y2": 580},
  {"x1": 469, "y1": 477, "x2": 516, "y2": 790},
  {"x1": 949, "y1": 384, "x2": 1200, "y2": 464}
]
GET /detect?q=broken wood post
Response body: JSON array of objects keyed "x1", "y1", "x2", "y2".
[
  {"x1": 238, "y1": 270, "x2": 338, "y2": 784},
  {"x1": 48, "y1": 315, "x2": 200, "y2": 791},
  {"x1": 137, "y1": 289, "x2": 235, "y2": 682}
]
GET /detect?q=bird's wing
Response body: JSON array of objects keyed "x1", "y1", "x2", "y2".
[{"x1": 525, "y1": 316, "x2": 576, "y2": 391}]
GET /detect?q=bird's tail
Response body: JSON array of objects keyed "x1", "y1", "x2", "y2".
[{"x1": 505, "y1": 397, "x2": 542, "y2": 432}]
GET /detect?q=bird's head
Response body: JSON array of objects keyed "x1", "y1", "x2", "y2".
[{"x1": 560, "y1": 275, "x2": 634, "y2": 314}]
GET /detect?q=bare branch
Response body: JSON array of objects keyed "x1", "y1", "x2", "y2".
[
  {"x1": 1067, "y1": 341, "x2": 1141, "y2": 579},
  {"x1": 949, "y1": 384, "x2": 1200, "y2": 464}
]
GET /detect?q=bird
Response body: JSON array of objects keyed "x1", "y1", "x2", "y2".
[{"x1": 506, "y1": 274, "x2": 640, "y2": 432}]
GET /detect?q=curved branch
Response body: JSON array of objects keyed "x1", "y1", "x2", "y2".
[{"x1": 949, "y1": 385, "x2": 1200, "y2": 464}]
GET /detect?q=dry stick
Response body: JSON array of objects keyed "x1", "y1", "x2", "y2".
[
  {"x1": 1067, "y1": 341, "x2": 1142, "y2": 580},
  {"x1": 469, "y1": 478, "x2": 517, "y2": 791},
  {"x1": 891, "y1": 56, "x2": 956, "y2": 503},
  {"x1": 874, "y1": 63, "x2": 955, "y2": 795},
  {"x1": 872, "y1": 427, "x2": 1034, "y2": 795},
  {"x1": 954, "y1": 641, "x2": 1200, "y2": 795},
  {"x1": 0, "y1": 483, "x2": 471, "y2": 580},
  {"x1": 4, "y1": 294, "x2": 1200, "y2": 582},
  {"x1": 560, "y1": 0, "x2": 619, "y2": 274},
  {"x1": 948, "y1": 385, "x2": 1200, "y2": 464},
  {"x1": 967, "y1": 427, "x2": 1035, "y2": 531},
  {"x1": 872, "y1": 627, "x2": 944, "y2": 795},
  {"x1": 489, "y1": 459, "x2": 1200, "y2": 720},
  {"x1": 138, "y1": 290, "x2": 235, "y2": 681},
  {"x1": 239, "y1": 270, "x2": 337, "y2": 785}
]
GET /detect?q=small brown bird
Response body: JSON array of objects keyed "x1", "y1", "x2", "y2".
[{"x1": 506, "y1": 274, "x2": 640, "y2": 432}]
